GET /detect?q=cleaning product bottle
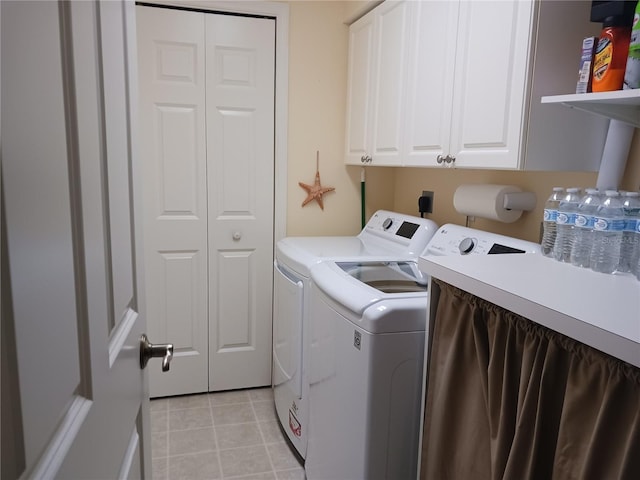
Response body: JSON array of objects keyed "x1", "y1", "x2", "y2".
[
  {"x1": 592, "y1": 16, "x2": 632, "y2": 92},
  {"x1": 624, "y1": 1, "x2": 640, "y2": 89}
]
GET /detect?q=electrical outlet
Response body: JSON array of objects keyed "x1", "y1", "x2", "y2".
[{"x1": 419, "y1": 191, "x2": 434, "y2": 214}]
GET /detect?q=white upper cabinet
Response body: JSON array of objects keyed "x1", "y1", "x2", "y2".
[
  {"x1": 403, "y1": 0, "x2": 459, "y2": 167},
  {"x1": 346, "y1": 0, "x2": 609, "y2": 171},
  {"x1": 345, "y1": 0, "x2": 411, "y2": 166},
  {"x1": 404, "y1": 0, "x2": 531, "y2": 169},
  {"x1": 448, "y1": 1, "x2": 533, "y2": 169}
]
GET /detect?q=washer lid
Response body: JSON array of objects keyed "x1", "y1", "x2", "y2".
[
  {"x1": 310, "y1": 261, "x2": 428, "y2": 332},
  {"x1": 336, "y1": 261, "x2": 427, "y2": 293},
  {"x1": 276, "y1": 236, "x2": 367, "y2": 276}
]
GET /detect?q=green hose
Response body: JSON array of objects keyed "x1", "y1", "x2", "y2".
[{"x1": 361, "y1": 168, "x2": 366, "y2": 229}]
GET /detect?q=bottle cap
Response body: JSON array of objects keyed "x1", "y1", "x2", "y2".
[{"x1": 602, "y1": 15, "x2": 633, "y2": 28}]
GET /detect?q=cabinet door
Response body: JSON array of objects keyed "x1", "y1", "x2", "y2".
[
  {"x1": 369, "y1": 0, "x2": 410, "y2": 166},
  {"x1": 450, "y1": 0, "x2": 534, "y2": 169},
  {"x1": 345, "y1": 0, "x2": 410, "y2": 166},
  {"x1": 404, "y1": 0, "x2": 459, "y2": 167},
  {"x1": 345, "y1": 10, "x2": 375, "y2": 165}
]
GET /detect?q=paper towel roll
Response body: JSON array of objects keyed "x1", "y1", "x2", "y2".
[{"x1": 453, "y1": 184, "x2": 524, "y2": 223}]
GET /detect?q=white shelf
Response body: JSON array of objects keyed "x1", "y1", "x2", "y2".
[{"x1": 541, "y1": 90, "x2": 640, "y2": 127}]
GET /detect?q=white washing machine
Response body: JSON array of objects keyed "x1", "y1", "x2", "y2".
[
  {"x1": 272, "y1": 211, "x2": 439, "y2": 459},
  {"x1": 304, "y1": 224, "x2": 540, "y2": 480}
]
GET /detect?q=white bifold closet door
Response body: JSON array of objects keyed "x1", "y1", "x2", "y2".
[{"x1": 137, "y1": 5, "x2": 275, "y2": 397}]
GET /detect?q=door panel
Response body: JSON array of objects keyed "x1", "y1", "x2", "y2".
[
  {"x1": 137, "y1": 5, "x2": 276, "y2": 395},
  {"x1": 207, "y1": 13, "x2": 275, "y2": 390},
  {"x1": 370, "y1": 0, "x2": 409, "y2": 164},
  {"x1": 403, "y1": 0, "x2": 458, "y2": 166},
  {"x1": 2, "y1": 0, "x2": 83, "y2": 465},
  {"x1": 2, "y1": 0, "x2": 151, "y2": 478},
  {"x1": 216, "y1": 251, "x2": 252, "y2": 347},
  {"x1": 101, "y1": 0, "x2": 136, "y2": 324},
  {"x1": 344, "y1": 13, "x2": 374, "y2": 164},
  {"x1": 451, "y1": 0, "x2": 533, "y2": 168},
  {"x1": 136, "y1": 5, "x2": 209, "y2": 397}
]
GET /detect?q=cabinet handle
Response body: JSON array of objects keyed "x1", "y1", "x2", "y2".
[
  {"x1": 447, "y1": 155, "x2": 455, "y2": 164},
  {"x1": 436, "y1": 154, "x2": 444, "y2": 164},
  {"x1": 361, "y1": 155, "x2": 372, "y2": 164}
]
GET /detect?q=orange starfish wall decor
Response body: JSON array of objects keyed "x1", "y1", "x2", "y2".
[{"x1": 299, "y1": 151, "x2": 335, "y2": 210}]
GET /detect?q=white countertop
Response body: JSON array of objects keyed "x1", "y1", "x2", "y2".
[{"x1": 419, "y1": 254, "x2": 640, "y2": 368}]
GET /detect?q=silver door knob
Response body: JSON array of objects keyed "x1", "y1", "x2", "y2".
[
  {"x1": 139, "y1": 334, "x2": 173, "y2": 372},
  {"x1": 233, "y1": 231, "x2": 242, "y2": 241},
  {"x1": 436, "y1": 154, "x2": 444, "y2": 164}
]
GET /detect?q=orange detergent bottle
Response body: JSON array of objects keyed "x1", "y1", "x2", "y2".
[{"x1": 592, "y1": 16, "x2": 632, "y2": 92}]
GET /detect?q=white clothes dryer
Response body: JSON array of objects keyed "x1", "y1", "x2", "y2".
[{"x1": 272, "y1": 211, "x2": 439, "y2": 459}]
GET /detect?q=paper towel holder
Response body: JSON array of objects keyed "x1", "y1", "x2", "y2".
[
  {"x1": 453, "y1": 184, "x2": 537, "y2": 223},
  {"x1": 502, "y1": 191, "x2": 536, "y2": 212}
]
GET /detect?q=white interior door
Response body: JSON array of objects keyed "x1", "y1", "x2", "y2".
[
  {"x1": 2, "y1": 0, "x2": 162, "y2": 478},
  {"x1": 136, "y1": 5, "x2": 209, "y2": 398},
  {"x1": 206, "y1": 13, "x2": 275, "y2": 391},
  {"x1": 137, "y1": 5, "x2": 276, "y2": 396}
]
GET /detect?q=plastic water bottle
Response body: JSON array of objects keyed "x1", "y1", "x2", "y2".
[
  {"x1": 570, "y1": 189, "x2": 602, "y2": 268},
  {"x1": 554, "y1": 188, "x2": 582, "y2": 263},
  {"x1": 590, "y1": 190, "x2": 625, "y2": 274},
  {"x1": 540, "y1": 187, "x2": 564, "y2": 257},
  {"x1": 636, "y1": 215, "x2": 640, "y2": 281},
  {"x1": 619, "y1": 192, "x2": 640, "y2": 273},
  {"x1": 635, "y1": 233, "x2": 640, "y2": 281}
]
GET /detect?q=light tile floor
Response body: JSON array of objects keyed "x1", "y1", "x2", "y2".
[{"x1": 151, "y1": 387, "x2": 305, "y2": 480}]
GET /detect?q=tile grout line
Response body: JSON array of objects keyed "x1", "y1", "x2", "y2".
[
  {"x1": 163, "y1": 400, "x2": 170, "y2": 477},
  {"x1": 250, "y1": 390, "x2": 278, "y2": 477},
  {"x1": 208, "y1": 393, "x2": 224, "y2": 479}
]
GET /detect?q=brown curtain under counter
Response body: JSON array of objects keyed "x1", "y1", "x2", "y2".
[{"x1": 420, "y1": 281, "x2": 640, "y2": 480}]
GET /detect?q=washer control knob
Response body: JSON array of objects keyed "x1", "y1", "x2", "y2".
[
  {"x1": 382, "y1": 218, "x2": 393, "y2": 230},
  {"x1": 459, "y1": 237, "x2": 475, "y2": 255}
]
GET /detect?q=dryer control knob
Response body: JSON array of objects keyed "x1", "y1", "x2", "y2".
[
  {"x1": 459, "y1": 237, "x2": 475, "y2": 255},
  {"x1": 382, "y1": 218, "x2": 393, "y2": 230}
]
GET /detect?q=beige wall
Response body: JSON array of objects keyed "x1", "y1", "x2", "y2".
[
  {"x1": 392, "y1": 138, "x2": 640, "y2": 243},
  {"x1": 286, "y1": 0, "x2": 362, "y2": 236},
  {"x1": 284, "y1": 0, "x2": 640, "y2": 241}
]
